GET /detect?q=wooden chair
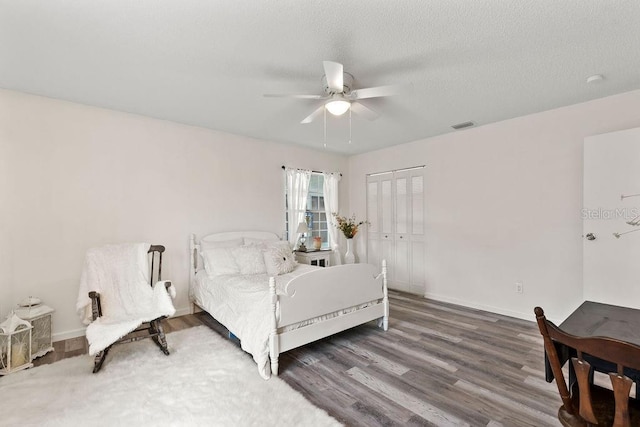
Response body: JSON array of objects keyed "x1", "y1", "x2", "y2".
[
  {"x1": 535, "y1": 307, "x2": 640, "y2": 426},
  {"x1": 89, "y1": 245, "x2": 172, "y2": 373}
]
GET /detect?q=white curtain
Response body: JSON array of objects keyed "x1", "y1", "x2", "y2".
[
  {"x1": 286, "y1": 168, "x2": 311, "y2": 248},
  {"x1": 323, "y1": 172, "x2": 342, "y2": 265}
]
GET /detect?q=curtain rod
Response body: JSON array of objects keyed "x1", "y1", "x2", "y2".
[
  {"x1": 281, "y1": 165, "x2": 342, "y2": 177},
  {"x1": 367, "y1": 165, "x2": 426, "y2": 177}
]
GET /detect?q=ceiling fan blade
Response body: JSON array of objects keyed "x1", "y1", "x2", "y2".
[
  {"x1": 350, "y1": 85, "x2": 399, "y2": 100},
  {"x1": 264, "y1": 93, "x2": 326, "y2": 99},
  {"x1": 323, "y1": 61, "x2": 344, "y2": 92},
  {"x1": 350, "y1": 102, "x2": 379, "y2": 121},
  {"x1": 301, "y1": 106, "x2": 325, "y2": 124}
]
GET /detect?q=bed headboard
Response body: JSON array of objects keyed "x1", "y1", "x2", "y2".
[
  {"x1": 200, "y1": 231, "x2": 279, "y2": 244},
  {"x1": 189, "y1": 231, "x2": 280, "y2": 279}
]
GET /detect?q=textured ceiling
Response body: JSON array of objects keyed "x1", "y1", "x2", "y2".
[{"x1": 1, "y1": 1, "x2": 639, "y2": 155}]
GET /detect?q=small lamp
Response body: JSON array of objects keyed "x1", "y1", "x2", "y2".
[
  {"x1": 296, "y1": 221, "x2": 309, "y2": 252},
  {"x1": 0, "y1": 313, "x2": 33, "y2": 375}
]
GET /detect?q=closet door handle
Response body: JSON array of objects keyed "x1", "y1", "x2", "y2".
[{"x1": 400, "y1": 236, "x2": 403, "y2": 239}]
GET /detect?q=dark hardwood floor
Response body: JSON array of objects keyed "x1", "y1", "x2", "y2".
[{"x1": 34, "y1": 291, "x2": 561, "y2": 426}]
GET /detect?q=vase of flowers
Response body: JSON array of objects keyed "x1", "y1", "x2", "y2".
[{"x1": 332, "y1": 213, "x2": 369, "y2": 264}]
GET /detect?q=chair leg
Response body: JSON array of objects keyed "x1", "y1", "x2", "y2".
[
  {"x1": 93, "y1": 347, "x2": 110, "y2": 373},
  {"x1": 150, "y1": 319, "x2": 170, "y2": 356}
]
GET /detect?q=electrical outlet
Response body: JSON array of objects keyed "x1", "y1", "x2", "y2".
[{"x1": 515, "y1": 282, "x2": 523, "y2": 294}]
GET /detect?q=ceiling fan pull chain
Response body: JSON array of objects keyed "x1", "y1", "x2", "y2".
[
  {"x1": 323, "y1": 107, "x2": 327, "y2": 149},
  {"x1": 349, "y1": 108, "x2": 352, "y2": 144}
]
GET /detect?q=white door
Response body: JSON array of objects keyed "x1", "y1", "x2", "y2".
[
  {"x1": 366, "y1": 173, "x2": 394, "y2": 281},
  {"x1": 367, "y1": 168, "x2": 425, "y2": 294},
  {"x1": 583, "y1": 127, "x2": 640, "y2": 309},
  {"x1": 366, "y1": 178, "x2": 381, "y2": 269},
  {"x1": 409, "y1": 171, "x2": 426, "y2": 292},
  {"x1": 393, "y1": 171, "x2": 411, "y2": 289},
  {"x1": 380, "y1": 175, "x2": 395, "y2": 282}
]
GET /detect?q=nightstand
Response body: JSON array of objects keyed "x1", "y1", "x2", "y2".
[{"x1": 295, "y1": 250, "x2": 332, "y2": 267}]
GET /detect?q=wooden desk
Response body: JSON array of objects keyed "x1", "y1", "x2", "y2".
[
  {"x1": 560, "y1": 301, "x2": 640, "y2": 345},
  {"x1": 545, "y1": 301, "x2": 640, "y2": 385}
]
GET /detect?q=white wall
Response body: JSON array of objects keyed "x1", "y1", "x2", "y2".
[
  {"x1": 348, "y1": 90, "x2": 640, "y2": 323},
  {"x1": 0, "y1": 89, "x2": 348, "y2": 340},
  {"x1": 4, "y1": 87, "x2": 640, "y2": 340},
  {"x1": 583, "y1": 127, "x2": 640, "y2": 308}
]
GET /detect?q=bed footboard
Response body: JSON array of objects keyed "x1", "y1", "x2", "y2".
[
  {"x1": 268, "y1": 260, "x2": 388, "y2": 376},
  {"x1": 279, "y1": 262, "x2": 386, "y2": 326}
]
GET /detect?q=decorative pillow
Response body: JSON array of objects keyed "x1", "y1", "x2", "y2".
[
  {"x1": 263, "y1": 241, "x2": 297, "y2": 276},
  {"x1": 201, "y1": 248, "x2": 240, "y2": 277},
  {"x1": 231, "y1": 246, "x2": 267, "y2": 275}
]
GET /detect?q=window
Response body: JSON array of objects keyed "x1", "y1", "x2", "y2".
[
  {"x1": 286, "y1": 173, "x2": 329, "y2": 249},
  {"x1": 306, "y1": 174, "x2": 328, "y2": 247}
]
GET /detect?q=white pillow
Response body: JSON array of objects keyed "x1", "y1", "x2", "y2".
[
  {"x1": 263, "y1": 241, "x2": 297, "y2": 276},
  {"x1": 201, "y1": 248, "x2": 240, "y2": 276},
  {"x1": 231, "y1": 246, "x2": 267, "y2": 275}
]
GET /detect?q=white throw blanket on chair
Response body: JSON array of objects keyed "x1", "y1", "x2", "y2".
[{"x1": 76, "y1": 243, "x2": 176, "y2": 355}]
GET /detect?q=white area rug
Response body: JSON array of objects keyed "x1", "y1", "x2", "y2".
[{"x1": 0, "y1": 326, "x2": 341, "y2": 427}]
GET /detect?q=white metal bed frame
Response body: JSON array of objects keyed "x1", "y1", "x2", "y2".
[{"x1": 189, "y1": 231, "x2": 389, "y2": 376}]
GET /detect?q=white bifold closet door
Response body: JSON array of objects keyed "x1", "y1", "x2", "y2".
[{"x1": 367, "y1": 168, "x2": 425, "y2": 294}]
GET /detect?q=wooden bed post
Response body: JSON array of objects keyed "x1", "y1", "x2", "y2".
[
  {"x1": 381, "y1": 259, "x2": 389, "y2": 331},
  {"x1": 268, "y1": 277, "x2": 280, "y2": 376}
]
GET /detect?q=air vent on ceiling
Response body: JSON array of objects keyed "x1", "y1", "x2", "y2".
[{"x1": 451, "y1": 121, "x2": 475, "y2": 130}]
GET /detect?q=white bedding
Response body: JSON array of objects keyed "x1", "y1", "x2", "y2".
[
  {"x1": 192, "y1": 265, "x2": 376, "y2": 379},
  {"x1": 192, "y1": 265, "x2": 316, "y2": 378}
]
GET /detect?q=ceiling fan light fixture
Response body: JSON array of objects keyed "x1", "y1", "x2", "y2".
[{"x1": 325, "y1": 100, "x2": 351, "y2": 116}]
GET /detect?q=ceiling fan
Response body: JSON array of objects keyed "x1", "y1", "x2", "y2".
[{"x1": 264, "y1": 61, "x2": 398, "y2": 124}]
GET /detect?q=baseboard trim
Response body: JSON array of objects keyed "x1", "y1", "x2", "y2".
[
  {"x1": 53, "y1": 327, "x2": 86, "y2": 342},
  {"x1": 423, "y1": 291, "x2": 533, "y2": 322},
  {"x1": 389, "y1": 282, "x2": 424, "y2": 295},
  {"x1": 52, "y1": 306, "x2": 193, "y2": 341},
  {"x1": 174, "y1": 306, "x2": 191, "y2": 317}
]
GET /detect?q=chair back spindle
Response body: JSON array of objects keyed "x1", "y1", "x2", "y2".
[
  {"x1": 571, "y1": 357, "x2": 597, "y2": 423},
  {"x1": 610, "y1": 369, "x2": 633, "y2": 427}
]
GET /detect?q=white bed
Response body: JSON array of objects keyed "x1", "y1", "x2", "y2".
[{"x1": 189, "y1": 231, "x2": 389, "y2": 379}]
